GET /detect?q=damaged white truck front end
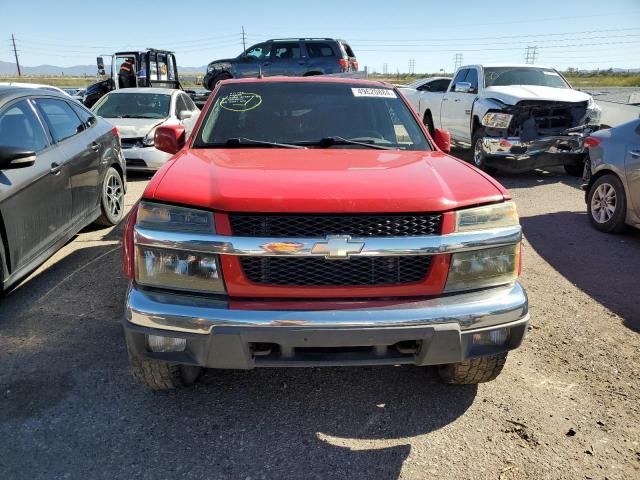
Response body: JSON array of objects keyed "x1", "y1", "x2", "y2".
[
  {"x1": 476, "y1": 82, "x2": 601, "y2": 174},
  {"x1": 414, "y1": 64, "x2": 602, "y2": 175}
]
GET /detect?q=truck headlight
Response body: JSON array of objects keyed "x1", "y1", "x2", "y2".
[
  {"x1": 210, "y1": 62, "x2": 231, "y2": 72},
  {"x1": 482, "y1": 112, "x2": 513, "y2": 129},
  {"x1": 142, "y1": 127, "x2": 157, "y2": 147},
  {"x1": 444, "y1": 244, "x2": 520, "y2": 292},
  {"x1": 134, "y1": 201, "x2": 225, "y2": 293},
  {"x1": 586, "y1": 97, "x2": 601, "y2": 125},
  {"x1": 455, "y1": 201, "x2": 519, "y2": 232}
]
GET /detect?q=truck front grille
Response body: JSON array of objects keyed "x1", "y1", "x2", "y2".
[
  {"x1": 240, "y1": 256, "x2": 432, "y2": 287},
  {"x1": 230, "y1": 214, "x2": 443, "y2": 237}
]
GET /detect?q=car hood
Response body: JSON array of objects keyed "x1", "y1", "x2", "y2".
[
  {"x1": 483, "y1": 85, "x2": 592, "y2": 105},
  {"x1": 105, "y1": 118, "x2": 167, "y2": 139},
  {"x1": 148, "y1": 149, "x2": 507, "y2": 213}
]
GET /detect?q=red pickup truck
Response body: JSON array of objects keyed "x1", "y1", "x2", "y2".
[{"x1": 122, "y1": 77, "x2": 528, "y2": 390}]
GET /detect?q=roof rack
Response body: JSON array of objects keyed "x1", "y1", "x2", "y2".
[{"x1": 268, "y1": 38, "x2": 334, "y2": 42}]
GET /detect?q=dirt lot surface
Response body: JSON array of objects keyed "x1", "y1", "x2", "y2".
[{"x1": 1, "y1": 158, "x2": 639, "y2": 480}]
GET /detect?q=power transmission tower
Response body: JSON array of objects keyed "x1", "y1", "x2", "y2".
[
  {"x1": 408, "y1": 58, "x2": 415, "y2": 75},
  {"x1": 382, "y1": 62, "x2": 388, "y2": 75},
  {"x1": 524, "y1": 45, "x2": 538, "y2": 64},
  {"x1": 241, "y1": 26, "x2": 246, "y2": 54},
  {"x1": 454, "y1": 53, "x2": 463, "y2": 70},
  {"x1": 11, "y1": 34, "x2": 21, "y2": 77}
]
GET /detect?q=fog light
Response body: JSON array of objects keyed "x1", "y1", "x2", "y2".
[
  {"x1": 148, "y1": 335, "x2": 187, "y2": 352},
  {"x1": 472, "y1": 328, "x2": 510, "y2": 346}
]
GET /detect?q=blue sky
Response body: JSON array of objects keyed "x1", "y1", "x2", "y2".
[{"x1": 2, "y1": 0, "x2": 639, "y2": 73}]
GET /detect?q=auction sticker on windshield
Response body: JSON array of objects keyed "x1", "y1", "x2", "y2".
[
  {"x1": 351, "y1": 88, "x2": 397, "y2": 98},
  {"x1": 220, "y1": 92, "x2": 262, "y2": 112}
]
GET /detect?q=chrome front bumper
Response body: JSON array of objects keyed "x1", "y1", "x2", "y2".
[
  {"x1": 124, "y1": 282, "x2": 529, "y2": 368},
  {"x1": 480, "y1": 135, "x2": 587, "y2": 172}
]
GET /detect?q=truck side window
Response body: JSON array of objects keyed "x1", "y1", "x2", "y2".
[
  {"x1": 464, "y1": 69, "x2": 479, "y2": 93},
  {"x1": 450, "y1": 69, "x2": 468, "y2": 91},
  {"x1": 306, "y1": 42, "x2": 335, "y2": 58},
  {"x1": 273, "y1": 43, "x2": 302, "y2": 60}
]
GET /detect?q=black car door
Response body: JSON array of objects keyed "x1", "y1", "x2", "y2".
[
  {"x1": 0, "y1": 98, "x2": 72, "y2": 274},
  {"x1": 34, "y1": 97, "x2": 101, "y2": 225}
]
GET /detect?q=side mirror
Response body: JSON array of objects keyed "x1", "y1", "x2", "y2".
[
  {"x1": 154, "y1": 125, "x2": 186, "y2": 155},
  {"x1": 433, "y1": 128, "x2": 451, "y2": 153},
  {"x1": 0, "y1": 147, "x2": 36, "y2": 169},
  {"x1": 454, "y1": 82, "x2": 473, "y2": 93},
  {"x1": 177, "y1": 110, "x2": 193, "y2": 121}
]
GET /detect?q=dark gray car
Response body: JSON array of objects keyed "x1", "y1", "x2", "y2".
[
  {"x1": 583, "y1": 118, "x2": 640, "y2": 232},
  {"x1": 203, "y1": 38, "x2": 358, "y2": 90},
  {"x1": 0, "y1": 86, "x2": 126, "y2": 292}
]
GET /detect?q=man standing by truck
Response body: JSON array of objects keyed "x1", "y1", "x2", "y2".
[{"x1": 118, "y1": 57, "x2": 136, "y2": 88}]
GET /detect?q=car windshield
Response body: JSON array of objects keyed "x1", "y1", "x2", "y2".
[
  {"x1": 93, "y1": 93, "x2": 171, "y2": 118},
  {"x1": 484, "y1": 67, "x2": 569, "y2": 89},
  {"x1": 195, "y1": 82, "x2": 430, "y2": 150}
]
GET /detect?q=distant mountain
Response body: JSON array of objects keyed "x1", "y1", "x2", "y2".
[{"x1": 0, "y1": 60, "x2": 207, "y2": 76}]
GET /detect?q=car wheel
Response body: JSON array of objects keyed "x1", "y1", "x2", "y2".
[
  {"x1": 423, "y1": 112, "x2": 435, "y2": 137},
  {"x1": 128, "y1": 352, "x2": 202, "y2": 390},
  {"x1": 587, "y1": 173, "x2": 627, "y2": 233},
  {"x1": 95, "y1": 167, "x2": 125, "y2": 227},
  {"x1": 564, "y1": 162, "x2": 585, "y2": 177},
  {"x1": 438, "y1": 353, "x2": 508, "y2": 384},
  {"x1": 471, "y1": 128, "x2": 495, "y2": 173},
  {"x1": 207, "y1": 72, "x2": 233, "y2": 90}
]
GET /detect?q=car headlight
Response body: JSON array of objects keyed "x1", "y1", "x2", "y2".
[
  {"x1": 444, "y1": 244, "x2": 520, "y2": 292},
  {"x1": 482, "y1": 112, "x2": 513, "y2": 129},
  {"x1": 210, "y1": 62, "x2": 231, "y2": 72},
  {"x1": 142, "y1": 127, "x2": 158, "y2": 146},
  {"x1": 455, "y1": 201, "x2": 519, "y2": 232},
  {"x1": 135, "y1": 201, "x2": 224, "y2": 293},
  {"x1": 586, "y1": 97, "x2": 601, "y2": 125}
]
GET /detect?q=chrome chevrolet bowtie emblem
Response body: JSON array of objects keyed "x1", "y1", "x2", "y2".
[{"x1": 311, "y1": 235, "x2": 365, "y2": 259}]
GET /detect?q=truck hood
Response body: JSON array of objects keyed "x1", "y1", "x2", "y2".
[
  {"x1": 105, "y1": 118, "x2": 166, "y2": 139},
  {"x1": 148, "y1": 149, "x2": 507, "y2": 213},
  {"x1": 483, "y1": 85, "x2": 592, "y2": 105}
]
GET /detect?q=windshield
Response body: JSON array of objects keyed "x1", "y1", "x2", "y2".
[
  {"x1": 484, "y1": 67, "x2": 569, "y2": 89},
  {"x1": 195, "y1": 83, "x2": 430, "y2": 150},
  {"x1": 92, "y1": 92, "x2": 171, "y2": 118}
]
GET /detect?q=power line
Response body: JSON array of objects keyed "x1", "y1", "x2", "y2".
[{"x1": 11, "y1": 34, "x2": 21, "y2": 76}]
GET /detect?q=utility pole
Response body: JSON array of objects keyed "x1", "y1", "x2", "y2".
[
  {"x1": 11, "y1": 34, "x2": 21, "y2": 77},
  {"x1": 524, "y1": 45, "x2": 538, "y2": 64},
  {"x1": 241, "y1": 26, "x2": 246, "y2": 54},
  {"x1": 454, "y1": 53, "x2": 463, "y2": 70}
]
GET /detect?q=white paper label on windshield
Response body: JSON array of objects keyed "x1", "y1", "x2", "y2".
[
  {"x1": 351, "y1": 87, "x2": 397, "y2": 98},
  {"x1": 543, "y1": 71, "x2": 560, "y2": 76}
]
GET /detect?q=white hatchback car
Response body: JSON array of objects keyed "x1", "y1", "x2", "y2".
[{"x1": 91, "y1": 88, "x2": 200, "y2": 171}]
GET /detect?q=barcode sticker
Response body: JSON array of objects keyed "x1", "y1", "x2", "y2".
[{"x1": 351, "y1": 88, "x2": 397, "y2": 98}]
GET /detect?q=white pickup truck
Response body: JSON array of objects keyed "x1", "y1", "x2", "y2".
[{"x1": 402, "y1": 64, "x2": 602, "y2": 175}]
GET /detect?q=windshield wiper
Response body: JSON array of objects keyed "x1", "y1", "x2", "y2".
[
  {"x1": 301, "y1": 136, "x2": 395, "y2": 150},
  {"x1": 115, "y1": 114, "x2": 163, "y2": 119},
  {"x1": 222, "y1": 137, "x2": 306, "y2": 149}
]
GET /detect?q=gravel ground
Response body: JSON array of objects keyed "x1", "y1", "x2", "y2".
[{"x1": 1, "y1": 161, "x2": 639, "y2": 480}]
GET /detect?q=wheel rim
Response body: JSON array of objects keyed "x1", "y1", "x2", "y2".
[
  {"x1": 473, "y1": 138, "x2": 484, "y2": 167},
  {"x1": 591, "y1": 182, "x2": 616, "y2": 223},
  {"x1": 104, "y1": 172, "x2": 123, "y2": 219}
]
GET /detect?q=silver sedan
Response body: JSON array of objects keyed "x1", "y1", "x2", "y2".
[{"x1": 584, "y1": 118, "x2": 640, "y2": 232}]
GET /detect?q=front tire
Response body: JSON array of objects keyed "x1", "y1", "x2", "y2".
[
  {"x1": 94, "y1": 167, "x2": 124, "y2": 227},
  {"x1": 438, "y1": 353, "x2": 508, "y2": 384},
  {"x1": 564, "y1": 162, "x2": 585, "y2": 177},
  {"x1": 471, "y1": 128, "x2": 495, "y2": 173},
  {"x1": 129, "y1": 353, "x2": 202, "y2": 390},
  {"x1": 423, "y1": 112, "x2": 435, "y2": 137},
  {"x1": 587, "y1": 174, "x2": 627, "y2": 233},
  {"x1": 207, "y1": 72, "x2": 233, "y2": 90}
]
